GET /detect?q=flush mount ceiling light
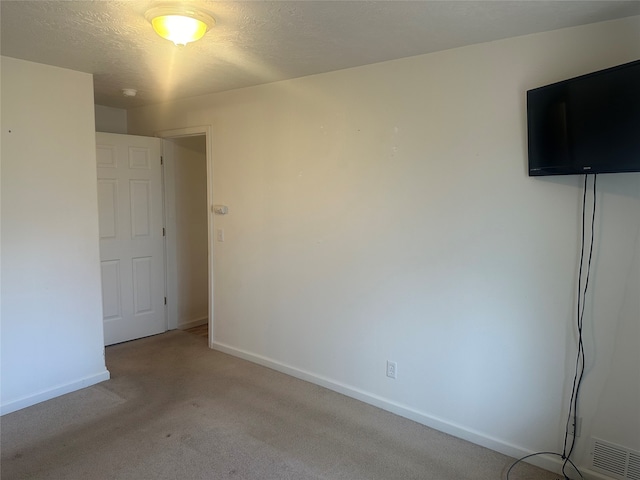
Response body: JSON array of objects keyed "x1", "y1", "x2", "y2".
[{"x1": 145, "y1": 5, "x2": 215, "y2": 46}]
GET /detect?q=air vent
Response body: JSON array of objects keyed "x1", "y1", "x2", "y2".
[
  {"x1": 628, "y1": 452, "x2": 640, "y2": 480},
  {"x1": 591, "y1": 437, "x2": 640, "y2": 480}
]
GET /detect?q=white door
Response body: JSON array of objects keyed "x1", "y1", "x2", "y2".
[{"x1": 96, "y1": 133, "x2": 166, "y2": 345}]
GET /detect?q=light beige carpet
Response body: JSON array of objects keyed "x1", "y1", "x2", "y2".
[{"x1": 1, "y1": 330, "x2": 557, "y2": 479}]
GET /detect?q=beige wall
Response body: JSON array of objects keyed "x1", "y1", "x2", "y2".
[
  {"x1": 95, "y1": 104, "x2": 127, "y2": 134},
  {"x1": 128, "y1": 17, "x2": 640, "y2": 475},
  {"x1": 1, "y1": 57, "x2": 109, "y2": 414}
]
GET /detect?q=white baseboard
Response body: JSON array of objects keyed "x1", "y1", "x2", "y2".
[
  {"x1": 178, "y1": 316, "x2": 208, "y2": 330},
  {"x1": 212, "y1": 341, "x2": 607, "y2": 478},
  {"x1": 579, "y1": 467, "x2": 621, "y2": 480},
  {"x1": 1, "y1": 369, "x2": 111, "y2": 416}
]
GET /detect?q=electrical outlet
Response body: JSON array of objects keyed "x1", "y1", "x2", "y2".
[
  {"x1": 570, "y1": 416, "x2": 582, "y2": 437},
  {"x1": 386, "y1": 361, "x2": 397, "y2": 379}
]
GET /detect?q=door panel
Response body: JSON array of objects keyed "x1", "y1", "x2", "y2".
[
  {"x1": 130, "y1": 180, "x2": 151, "y2": 237},
  {"x1": 97, "y1": 179, "x2": 118, "y2": 238},
  {"x1": 97, "y1": 133, "x2": 166, "y2": 346},
  {"x1": 100, "y1": 260, "x2": 122, "y2": 321}
]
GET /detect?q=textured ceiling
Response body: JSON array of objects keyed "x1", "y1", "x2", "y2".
[{"x1": 2, "y1": 1, "x2": 639, "y2": 109}]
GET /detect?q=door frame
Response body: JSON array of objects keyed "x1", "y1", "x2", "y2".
[{"x1": 156, "y1": 126, "x2": 214, "y2": 347}]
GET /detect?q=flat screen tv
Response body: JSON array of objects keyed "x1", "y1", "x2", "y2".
[{"x1": 527, "y1": 60, "x2": 640, "y2": 176}]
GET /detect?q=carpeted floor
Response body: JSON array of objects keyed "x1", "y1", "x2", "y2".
[
  {"x1": 1, "y1": 331, "x2": 558, "y2": 479},
  {"x1": 184, "y1": 323, "x2": 208, "y2": 338}
]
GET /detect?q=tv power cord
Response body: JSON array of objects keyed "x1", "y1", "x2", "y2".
[{"x1": 505, "y1": 174, "x2": 596, "y2": 480}]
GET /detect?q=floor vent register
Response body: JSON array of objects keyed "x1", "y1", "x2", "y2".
[{"x1": 590, "y1": 437, "x2": 640, "y2": 480}]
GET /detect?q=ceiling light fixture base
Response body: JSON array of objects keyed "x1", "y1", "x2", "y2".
[{"x1": 145, "y1": 4, "x2": 215, "y2": 46}]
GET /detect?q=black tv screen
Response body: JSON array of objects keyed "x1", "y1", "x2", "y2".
[{"x1": 527, "y1": 60, "x2": 640, "y2": 176}]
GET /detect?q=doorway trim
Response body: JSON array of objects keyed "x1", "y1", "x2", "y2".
[{"x1": 156, "y1": 126, "x2": 214, "y2": 347}]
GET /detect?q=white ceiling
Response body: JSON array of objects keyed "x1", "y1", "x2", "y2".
[{"x1": 2, "y1": 1, "x2": 639, "y2": 109}]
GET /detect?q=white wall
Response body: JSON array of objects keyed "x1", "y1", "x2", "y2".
[
  {"x1": 127, "y1": 17, "x2": 640, "y2": 476},
  {"x1": 1, "y1": 57, "x2": 109, "y2": 414},
  {"x1": 95, "y1": 104, "x2": 127, "y2": 134},
  {"x1": 172, "y1": 136, "x2": 209, "y2": 328}
]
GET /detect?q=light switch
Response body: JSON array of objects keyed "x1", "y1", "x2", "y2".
[
  {"x1": 216, "y1": 228, "x2": 224, "y2": 242},
  {"x1": 213, "y1": 205, "x2": 228, "y2": 215}
]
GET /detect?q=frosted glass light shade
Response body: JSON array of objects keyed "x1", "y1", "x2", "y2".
[{"x1": 146, "y1": 6, "x2": 215, "y2": 46}]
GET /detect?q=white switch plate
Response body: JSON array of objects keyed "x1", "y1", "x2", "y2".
[
  {"x1": 216, "y1": 228, "x2": 224, "y2": 242},
  {"x1": 213, "y1": 205, "x2": 228, "y2": 215}
]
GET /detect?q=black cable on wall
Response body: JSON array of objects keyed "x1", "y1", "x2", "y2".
[{"x1": 506, "y1": 174, "x2": 597, "y2": 480}]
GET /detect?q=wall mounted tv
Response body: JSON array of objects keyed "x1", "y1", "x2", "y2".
[{"x1": 527, "y1": 59, "x2": 640, "y2": 176}]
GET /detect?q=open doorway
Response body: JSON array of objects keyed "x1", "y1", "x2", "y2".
[
  {"x1": 159, "y1": 127, "x2": 214, "y2": 346},
  {"x1": 171, "y1": 136, "x2": 208, "y2": 333}
]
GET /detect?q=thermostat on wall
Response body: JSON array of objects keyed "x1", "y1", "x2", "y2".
[{"x1": 212, "y1": 205, "x2": 228, "y2": 215}]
